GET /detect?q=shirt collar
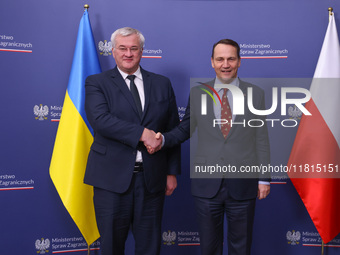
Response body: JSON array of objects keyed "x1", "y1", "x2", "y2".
[
  {"x1": 117, "y1": 66, "x2": 143, "y2": 81},
  {"x1": 214, "y1": 77, "x2": 239, "y2": 92}
]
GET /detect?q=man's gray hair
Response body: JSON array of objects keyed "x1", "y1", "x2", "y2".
[{"x1": 111, "y1": 27, "x2": 145, "y2": 49}]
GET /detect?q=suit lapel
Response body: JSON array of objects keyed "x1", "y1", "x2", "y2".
[
  {"x1": 110, "y1": 67, "x2": 142, "y2": 119},
  {"x1": 225, "y1": 79, "x2": 247, "y2": 139},
  {"x1": 233, "y1": 80, "x2": 248, "y2": 123},
  {"x1": 201, "y1": 80, "x2": 226, "y2": 140},
  {"x1": 140, "y1": 68, "x2": 150, "y2": 121}
]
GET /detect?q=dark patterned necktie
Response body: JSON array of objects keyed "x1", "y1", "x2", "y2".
[
  {"x1": 127, "y1": 75, "x2": 142, "y2": 118},
  {"x1": 221, "y1": 88, "x2": 232, "y2": 138}
]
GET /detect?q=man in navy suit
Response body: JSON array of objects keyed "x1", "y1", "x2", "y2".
[
  {"x1": 150, "y1": 39, "x2": 270, "y2": 255},
  {"x1": 84, "y1": 27, "x2": 181, "y2": 255}
]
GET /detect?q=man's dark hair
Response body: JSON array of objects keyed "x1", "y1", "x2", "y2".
[{"x1": 211, "y1": 39, "x2": 240, "y2": 59}]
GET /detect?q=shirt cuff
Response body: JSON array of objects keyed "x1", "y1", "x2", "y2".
[
  {"x1": 258, "y1": 181, "x2": 270, "y2": 185},
  {"x1": 161, "y1": 134, "x2": 165, "y2": 148}
]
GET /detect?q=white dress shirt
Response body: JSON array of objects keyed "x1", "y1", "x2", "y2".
[{"x1": 117, "y1": 66, "x2": 144, "y2": 162}]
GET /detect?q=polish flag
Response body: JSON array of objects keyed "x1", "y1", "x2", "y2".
[{"x1": 287, "y1": 12, "x2": 340, "y2": 244}]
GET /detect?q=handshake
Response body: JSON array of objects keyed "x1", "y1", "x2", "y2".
[{"x1": 140, "y1": 128, "x2": 163, "y2": 154}]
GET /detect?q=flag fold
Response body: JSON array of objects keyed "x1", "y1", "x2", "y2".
[
  {"x1": 50, "y1": 9, "x2": 101, "y2": 245},
  {"x1": 288, "y1": 13, "x2": 340, "y2": 244}
]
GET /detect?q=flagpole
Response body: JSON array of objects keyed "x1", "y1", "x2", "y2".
[
  {"x1": 84, "y1": 4, "x2": 97, "y2": 255},
  {"x1": 84, "y1": 2, "x2": 92, "y2": 253},
  {"x1": 85, "y1": 10, "x2": 90, "y2": 255},
  {"x1": 319, "y1": 9, "x2": 333, "y2": 255},
  {"x1": 85, "y1": 3, "x2": 91, "y2": 255},
  {"x1": 316, "y1": 7, "x2": 336, "y2": 255}
]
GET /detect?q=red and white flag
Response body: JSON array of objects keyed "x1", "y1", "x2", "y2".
[{"x1": 287, "y1": 12, "x2": 340, "y2": 244}]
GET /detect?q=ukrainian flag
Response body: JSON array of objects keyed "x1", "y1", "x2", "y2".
[{"x1": 50, "y1": 8, "x2": 101, "y2": 246}]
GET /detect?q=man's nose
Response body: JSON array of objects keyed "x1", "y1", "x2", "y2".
[
  {"x1": 125, "y1": 48, "x2": 133, "y2": 56},
  {"x1": 222, "y1": 60, "x2": 230, "y2": 67}
]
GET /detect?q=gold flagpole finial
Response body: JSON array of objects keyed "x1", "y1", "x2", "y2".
[
  {"x1": 329, "y1": 7, "x2": 333, "y2": 16},
  {"x1": 84, "y1": 4, "x2": 89, "y2": 10}
]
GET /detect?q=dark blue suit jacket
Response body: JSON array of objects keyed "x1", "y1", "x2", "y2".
[
  {"x1": 163, "y1": 79, "x2": 270, "y2": 200},
  {"x1": 84, "y1": 67, "x2": 181, "y2": 194}
]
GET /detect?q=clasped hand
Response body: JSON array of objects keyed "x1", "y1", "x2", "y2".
[{"x1": 140, "y1": 128, "x2": 163, "y2": 154}]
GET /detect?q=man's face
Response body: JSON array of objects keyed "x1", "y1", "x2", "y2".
[
  {"x1": 112, "y1": 34, "x2": 143, "y2": 74},
  {"x1": 211, "y1": 44, "x2": 241, "y2": 84}
]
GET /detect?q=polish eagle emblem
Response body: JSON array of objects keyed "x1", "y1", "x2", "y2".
[
  {"x1": 35, "y1": 238, "x2": 50, "y2": 254},
  {"x1": 162, "y1": 230, "x2": 176, "y2": 245},
  {"x1": 98, "y1": 40, "x2": 112, "y2": 56},
  {"x1": 286, "y1": 230, "x2": 301, "y2": 245},
  {"x1": 288, "y1": 106, "x2": 302, "y2": 120},
  {"x1": 34, "y1": 104, "x2": 49, "y2": 121}
]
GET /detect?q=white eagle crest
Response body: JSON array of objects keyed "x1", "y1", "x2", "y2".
[
  {"x1": 163, "y1": 231, "x2": 176, "y2": 245},
  {"x1": 286, "y1": 230, "x2": 301, "y2": 245},
  {"x1": 35, "y1": 238, "x2": 50, "y2": 254},
  {"x1": 98, "y1": 40, "x2": 112, "y2": 56},
  {"x1": 34, "y1": 104, "x2": 49, "y2": 121},
  {"x1": 288, "y1": 106, "x2": 302, "y2": 120}
]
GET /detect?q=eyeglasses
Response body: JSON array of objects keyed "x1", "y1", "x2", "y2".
[{"x1": 115, "y1": 46, "x2": 140, "y2": 53}]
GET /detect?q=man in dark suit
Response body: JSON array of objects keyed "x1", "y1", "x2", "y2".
[
  {"x1": 150, "y1": 39, "x2": 270, "y2": 255},
  {"x1": 84, "y1": 27, "x2": 181, "y2": 255}
]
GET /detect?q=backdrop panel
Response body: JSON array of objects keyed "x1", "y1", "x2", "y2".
[{"x1": 1, "y1": 0, "x2": 339, "y2": 254}]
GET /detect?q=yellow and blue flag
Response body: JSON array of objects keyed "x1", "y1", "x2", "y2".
[{"x1": 50, "y1": 8, "x2": 101, "y2": 245}]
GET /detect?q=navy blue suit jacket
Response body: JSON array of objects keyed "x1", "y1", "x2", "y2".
[
  {"x1": 163, "y1": 79, "x2": 270, "y2": 200},
  {"x1": 84, "y1": 67, "x2": 181, "y2": 194}
]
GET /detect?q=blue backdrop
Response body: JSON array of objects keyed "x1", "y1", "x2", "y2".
[{"x1": 1, "y1": 0, "x2": 340, "y2": 254}]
